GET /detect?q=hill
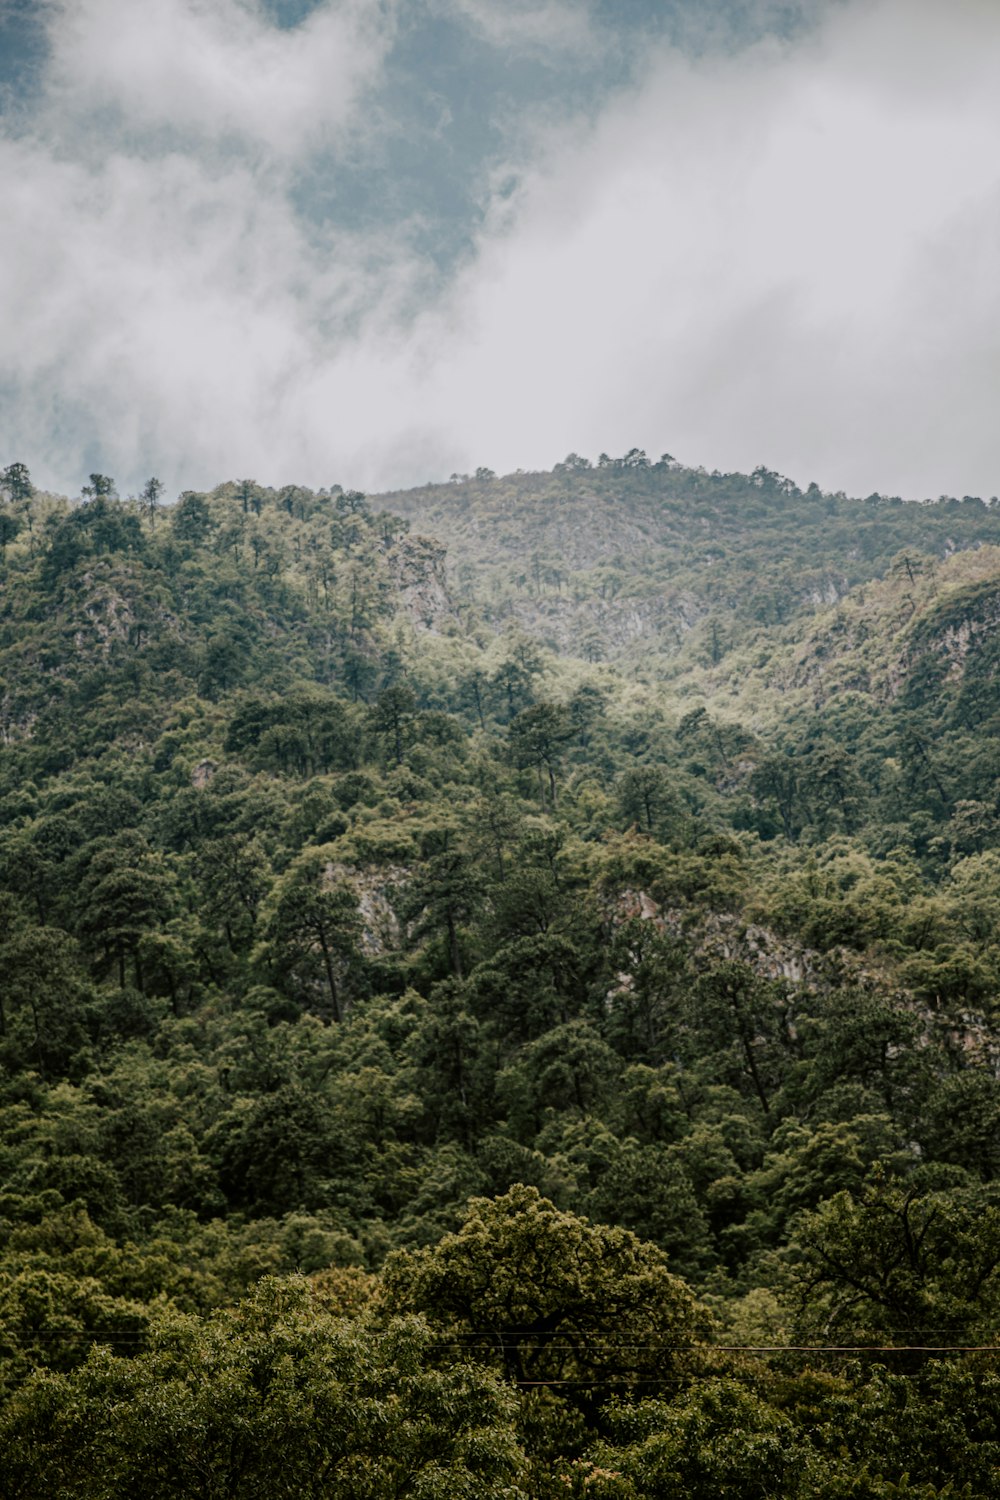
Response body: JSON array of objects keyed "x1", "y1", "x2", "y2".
[
  {"x1": 2, "y1": 458, "x2": 1000, "y2": 1495},
  {"x1": 377, "y1": 454, "x2": 1000, "y2": 671}
]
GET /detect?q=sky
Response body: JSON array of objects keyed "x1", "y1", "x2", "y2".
[{"x1": 1, "y1": 0, "x2": 999, "y2": 500}]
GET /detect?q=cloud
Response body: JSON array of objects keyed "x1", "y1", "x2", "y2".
[
  {"x1": 0, "y1": 124, "x2": 422, "y2": 487},
  {"x1": 45, "y1": 0, "x2": 394, "y2": 157},
  {"x1": 441, "y1": 0, "x2": 596, "y2": 58},
  {"x1": 1, "y1": 0, "x2": 410, "y2": 492},
  {"x1": 397, "y1": 0, "x2": 1000, "y2": 498},
  {"x1": 2, "y1": 0, "x2": 1000, "y2": 500}
]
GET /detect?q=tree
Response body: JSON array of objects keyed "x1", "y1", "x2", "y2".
[
  {"x1": 405, "y1": 983, "x2": 494, "y2": 1147},
  {"x1": 406, "y1": 824, "x2": 481, "y2": 979},
  {"x1": 336, "y1": 488, "x2": 369, "y2": 516},
  {"x1": 0, "y1": 1264, "x2": 149, "y2": 1392},
  {"x1": 508, "y1": 703, "x2": 574, "y2": 809},
  {"x1": 171, "y1": 490, "x2": 212, "y2": 545},
  {"x1": 381, "y1": 1185, "x2": 707, "y2": 1399},
  {"x1": 617, "y1": 766, "x2": 679, "y2": 838},
  {"x1": 139, "y1": 476, "x2": 164, "y2": 524},
  {"x1": 585, "y1": 1140, "x2": 711, "y2": 1274},
  {"x1": 0, "y1": 926, "x2": 91, "y2": 1078},
  {"x1": 803, "y1": 989, "x2": 922, "y2": 1109},
  {"x1": 234, "y1": 476, "x2": 262, "y2": 515},
  {"x1": 199, "y1": 632, "x2": 246, "y2": 696},
  {"x1": 77, "y1": 834, "x2": 177, "y2": 990},
  {"x1": 0, "y1": 508, "x2": 20, "y2": 556},
  {"x1": 0, "y1": 1278, "x2": 528, "y2": 1499},
  {"x1": 470, "y1": 791, "x2": 523, "y2": 884},
  {"x1": 1, "y1": 459, "x2": 33, "y2": 502},
  {"x1": 212, "y1": 1084, "x2": 340, "y2": 1215},
  {"x1": 686, "y1": 963, "x2": 787, "y2": 1116},
  {"x1": 750, "y1": 753, "x2": 800, "y2": 838},
  {"x1": 490, "y1": 648, "x2": 539, "y2": 721},
  {"x1": 81, "y1": 473, "x2": 117, "y2": 500},
  {"x1": 566, "y1": 682, "x2": 606, "y2": 744},
  {"x1": 194, "y1": 833, "x2": 271, "y2": 952},
  {"x1": 466, "y1": 932, "x2": 585, "y2": 1047},
  {"x1": 594, "y1": 1380, "x2": 803, "y2": 1500},
  {"x1": 257, "y1": 848, "x2": 363, "y2": 1022},
  {"x1": 603, "y1": 921, "x2": 690, "y2": 1062},
  {"x1": 40, "y1": 496, "x2": 144, "y2": 581},
  {"x1": 793, "y1": 1172, "x2": 1000, "y2": 1345},
  {"x1": 369, "y1": 683, "x2": 417, "y2": 767},
  {"x1": 677, "y1": 706, "x2": 738, "y2": 775},
  {"x1": 497, "y1": 1020, "x2": 623, "y2": 1140}
]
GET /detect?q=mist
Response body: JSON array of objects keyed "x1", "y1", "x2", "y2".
[{"x1": 1, "y1": 0, "x2": 998, "y2": 500}]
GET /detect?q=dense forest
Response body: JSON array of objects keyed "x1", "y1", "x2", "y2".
[{"x1": 2, "y1": 454, "x2": 1000, "y2": 1496}]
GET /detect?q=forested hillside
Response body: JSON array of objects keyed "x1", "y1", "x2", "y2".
[
  {"x1": 379, "y1": 454, "x2": 1000, "y2": 671},
  {"x1": 2, "y1": 458, "x2": 1000, "y2": 1496}
]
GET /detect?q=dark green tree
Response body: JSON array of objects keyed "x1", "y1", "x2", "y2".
[
  {"x1": 77, "y1": 835, "x2": 177, "y2": 989},
  {"x1": 794, "y1": 1172, "x2": 1000, "y2": 1344},
  {"x1": 508, "y1": 703, "x2": 574, "y2": 809},
  {"x1": 369, "y1": 683, "x2": 417, "y2": 767},
  {"x1": 1, "y1": 459, "x2": 33, "y2": 502},
  {"x1": 617, "y1": 765, "x2": 679, "y2": 838},
  {"x1": 0, "y1": 1279, "x2": 527, "y2": 1499},
  {"x1": 139, "y1": 476, "x2": 164, "y2": 524},
  {"x1": 257, "y1": 848, "x2": 363, "y2": 1022},
  {"x1": 0, "y1": 926, "x2": 91, "y2": 1077},
  {"x1": 81, "y1": 473, "x2": 117, "y2": 499}
]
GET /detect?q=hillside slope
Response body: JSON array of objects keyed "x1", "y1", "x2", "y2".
[
  {"x1": 3, "y1": 461, "x2": 1000, "y2": 1493},
  {"x1": 377, "y1": 456, "x2": 1000, "y2": 671}
]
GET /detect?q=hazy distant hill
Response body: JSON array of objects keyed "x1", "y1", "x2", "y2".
[{"x1": 378, "y1": 457, "x2": 1000, "y2": 672}]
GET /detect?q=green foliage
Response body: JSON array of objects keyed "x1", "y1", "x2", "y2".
[
  {"x1": 793, "y1": 1172, "x2": 1000, "y2": 1343},
  {"x1": 0, "y1": 1278, "x2": 528, "y2": 1498},
  {"x1": 594, "y1": 1379, "x2": 803, "y2": 1499},
  {"x1": 381, "y1": 1185, "x2": 707, "y2": 1397},
  {"x1": 256, "y1": 846, "x2": 364, "y2": 1023},
  {"x1": 2, "y1": 461, "x2": 1000, "y2": 1487}
]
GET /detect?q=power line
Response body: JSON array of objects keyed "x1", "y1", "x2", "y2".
[{"x1": 4, "y1": 1334, "x2": 999, "y2": 1355}]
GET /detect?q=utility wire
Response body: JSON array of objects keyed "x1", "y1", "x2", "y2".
[{"x1": 4, "y1": 1335, "x2": 999, "y2": 1354}]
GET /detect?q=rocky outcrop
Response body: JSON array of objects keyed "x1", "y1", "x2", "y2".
[
  {"x1": 608, "y1": 886, "x2": 1000, "y2": 1070},
  {"x1": 323, "y1": 860, "x2": 408, "y2": 955},
  {"x1": 384, "y1": 535, "x2": 455, "y2": 632},
  {"x1": 497, "y1": 591, "x2": 707, "y2": 658}
]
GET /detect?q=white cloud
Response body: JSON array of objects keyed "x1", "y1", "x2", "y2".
[
  {"x1": 396, "y1": 0, "x2": 1000, "y2": 497},
  {"x1": 442, "y1": 0, "x2": 596, "y2": 58},
  {"x1": 0, "y1": 124, "x2": 422, "y2": 487},
  {"x1": 46, "y1": 0, "x2": 394, "y2": 157},
  {"x1": 3, "y1": 0, "x2": 1000, "y2": 500},
  {"x1": 1, "y1": 0, "x2": 411, "y2": 492}
]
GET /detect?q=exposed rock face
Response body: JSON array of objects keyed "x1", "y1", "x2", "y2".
[
  {"x1": 70, "y1": 565, "x2": 183, "y2": 658},
  {"x1": 384, "y1": 535, "x2": 454, "y2": 632},
  {"x1": 73, "y1": 577, "x2": 137, "y2": 653},
  {"x1": 905, "y1": 576, "x2": 1000, "y2": 684},
  {"x1": 611, "y1": 887, "x2": 825, "y2": 989},
  {"x1": 608, "y1": 886, "x2": 1000, "y2": 1070},
  {"x1": 323, "y1": 861, "x2": 408, "y2": 955}
]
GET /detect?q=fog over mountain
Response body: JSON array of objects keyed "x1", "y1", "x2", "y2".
[{"x1": 2, "y1": 0, "x2": 998, "y2": 499}]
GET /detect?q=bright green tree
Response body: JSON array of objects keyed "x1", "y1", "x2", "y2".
[
  {"x1": 381, "y1": 1185, "x2": 707, "y2": 1396},
  {"x1": 0, "y1": 1278, "x2": 528, "y2": 1499}
]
